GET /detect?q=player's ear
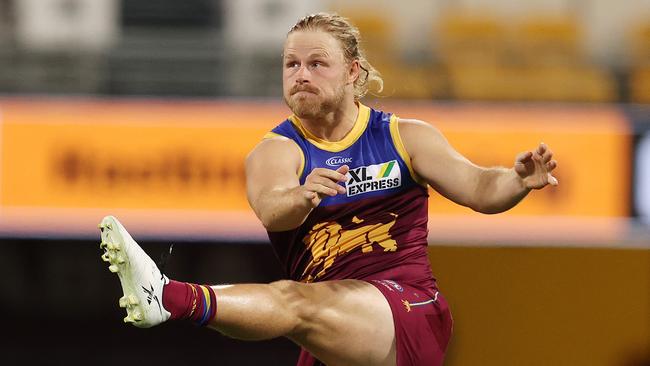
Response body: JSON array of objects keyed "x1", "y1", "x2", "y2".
[{"x1": 348, "y1": 59, "x2": 361, "y2": 84}]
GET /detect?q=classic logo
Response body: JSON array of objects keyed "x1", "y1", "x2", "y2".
[
  {"x1": 346, "y1": 160, "x2": 401, "y2": 196},
  {"x1": 325, "y1": 156, "x2": 353, "y2": 167}
]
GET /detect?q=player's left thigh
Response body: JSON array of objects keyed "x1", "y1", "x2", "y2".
[{"x1": 282, "y1": 279, "x2": 396, "y2": 366}]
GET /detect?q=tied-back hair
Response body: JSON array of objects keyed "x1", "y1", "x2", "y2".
[{"x1": 289, "y1": 12, "x2": 384, "y2": 100}]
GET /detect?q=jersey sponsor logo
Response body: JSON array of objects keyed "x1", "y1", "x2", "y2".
[
  {"x1": 346, "y1": 160, "x2": 401, "y2": 196},
  {"x1": 325, "y1": 156, "x2": 353, "y2": 167}
]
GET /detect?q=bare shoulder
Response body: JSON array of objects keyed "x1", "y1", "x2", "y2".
[
  {"x1": 248, "y1": 135, "x2": 299, "y2": 161},
  {"x1": 246, "y1": 135, "x2": 302, "y2": 175},
  {"x1": 396, "y1": 118, "x2": 448, "y2": 155},
  {"x1": 397, "y1": 118, "x2": 442, "y2": 136},
  {"x1": 396, "y1": 118, "x2": 430, "y2": 127}
]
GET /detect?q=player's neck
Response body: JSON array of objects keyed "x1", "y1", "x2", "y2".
[{"x1": 299, "y1": 98, "x2": 359, "y2": 142}]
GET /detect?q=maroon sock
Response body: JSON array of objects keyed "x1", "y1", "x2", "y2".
[{"x1": 162, "y1": 280, "x2": 217, "y2": 326}]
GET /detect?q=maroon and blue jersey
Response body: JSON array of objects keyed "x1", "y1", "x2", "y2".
[{"x1": 265, "y1": 103, "x2": 436, "y2": 291}]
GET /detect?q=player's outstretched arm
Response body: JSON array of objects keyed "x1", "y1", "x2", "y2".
[
  {"x1": 246, "y1": 136, "x2": 348, "y2": 231},
  {"x1": 399, "y1": 119, "x2": 558, "y2": 214}
]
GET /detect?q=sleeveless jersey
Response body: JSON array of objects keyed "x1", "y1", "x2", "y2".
[{"x1": 265, "y1": 104, "x2": 436, "y2": 291}]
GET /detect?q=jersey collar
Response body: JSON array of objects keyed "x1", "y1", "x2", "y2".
[{"x1": 288, "y1": 103, "x2": 371, "y2": 152}]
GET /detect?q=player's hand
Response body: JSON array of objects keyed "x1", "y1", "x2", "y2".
[
  {"x1": 302, "y1": 165, "x2": 349, "y2": 207},
  {"x1": 514, "y1": 142, "x2": 558, "y2": 189}
]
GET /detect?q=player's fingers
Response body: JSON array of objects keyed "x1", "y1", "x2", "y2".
[
  {"x1": 308, "y1": 176, "x2": 346, "y2": 194},
  {"x1": 515, "y1": 151, "x2": 533, "y2": 163},
  {"x1": 314, "y1": 182, "x2": 343, "y2": 196},
  {"x1": 302, "y1": 191, "x2": 320, "y2": 208},
  {"x1": 542, "y1": 149, "x2": 554, "y2": 164},
  {"x1": 336, "y1": 164, "x2": 350, "y2": 177},
  {"x1": 303, "y1": 190, "x2": 316, "y2": 200},
  {"x1": 304, "y1": 182, "x2": 339, "y2": 197},
  {"x1": 546, "y1": 160, "x2": 557, "y2": 171},
  {"x1": 537, "y1": 142, "x2": 547, "y2": 155},
  {"x1": 311, "y1": 167, "x2": 348, "y2": 183},
  {"x1": 312, "y1": 185, "x2": 338, "y2": 197},
  {"x1": 548, "y1": 173, "x2": 559, "y2": 186}
]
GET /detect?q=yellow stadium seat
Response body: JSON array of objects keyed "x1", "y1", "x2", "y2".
[
  {"x1": 630, "y1": 23, "x2": 650, "y2": 66},
  {"x1": 337, "y1": 11, "x2": 394, "y2": 62},
  {"x1": 630, "y1": 67, "x2": 650, "y2": 103},
  {"x1": 446, "y1": 64, "x2": 615, "y2": 102},
  {"x1": 525, "y1": 65, "x2": 616, "y2": 102},
  {"x1": 511, "y1": 17, "x2": 583, "y2": 66},
  {"x1": 627, "y1": 24, "x2": 650, "y2": 103},
  {"x1": 435, "y1": 13, "x2": 509, "y2": 66},
  {"x1": 374, "y1": 62, "x2": 447, "y2": 100}
]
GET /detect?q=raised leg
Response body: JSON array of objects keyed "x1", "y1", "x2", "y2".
[
  {"x1": 100, "y1": 215, "x2": 396, "y2": 366},
  {"x1": 211, "y1": 280, "x2": 396, "y2": 366}
]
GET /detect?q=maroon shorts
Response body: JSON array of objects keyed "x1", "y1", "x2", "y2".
[
  {"x1": 295, "y1": 280, "x2": 453, "y2": 366},
  {"x1": 370, "y1": 280, "x2": 453, "y2": 366}
]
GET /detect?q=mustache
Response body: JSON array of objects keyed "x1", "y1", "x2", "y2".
[{"x1": 290, "y1": 85, "x2": 319, "y2": 95}]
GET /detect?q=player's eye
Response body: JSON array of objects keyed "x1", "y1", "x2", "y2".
[{"x1": 285, "y1": 61, "x2": 299, "y2": 68}]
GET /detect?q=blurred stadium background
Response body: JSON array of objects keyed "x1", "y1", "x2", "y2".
[{"x1": 0, "y1": 0, "x2": 649, "y2": 365}]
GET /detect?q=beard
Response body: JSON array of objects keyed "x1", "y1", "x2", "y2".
[{"x1": 284, "y1": 83, "x2": 346, "y2": 120}]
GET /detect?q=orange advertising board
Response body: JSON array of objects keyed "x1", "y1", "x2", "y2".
[
  {"x1": 1, "y1": 99, "x2": 287, "y2": 211},
  {"x1": 0, "y1": 98, "x2": 632, "y2": 240}
]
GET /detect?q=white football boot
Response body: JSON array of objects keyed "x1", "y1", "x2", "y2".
[{"x1": 99, "y1": 215, "x2": 171, "y2": 328}]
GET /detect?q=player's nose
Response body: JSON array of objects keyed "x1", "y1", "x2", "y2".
[{"x1": 294, "y1": 65, "x2": 311, "y2": 83}]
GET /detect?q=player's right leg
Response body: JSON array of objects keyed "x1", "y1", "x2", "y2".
[
  {"x1": 100, "y1": 215, "x2": 396, "y2": 366},
  {"x1": 208, "y1": 279, "x2": 396, "y2": 366}
]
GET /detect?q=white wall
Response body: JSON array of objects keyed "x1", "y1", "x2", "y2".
[
  {"x1": 583, "y1": 0, "x2": 650, "y2": 67},
  {"x1": 222, "y1": 0, "x2": 325, "y2": 54},
  {"x1": 15, "y1": 0, "x2": 119, "y2": 52}
]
